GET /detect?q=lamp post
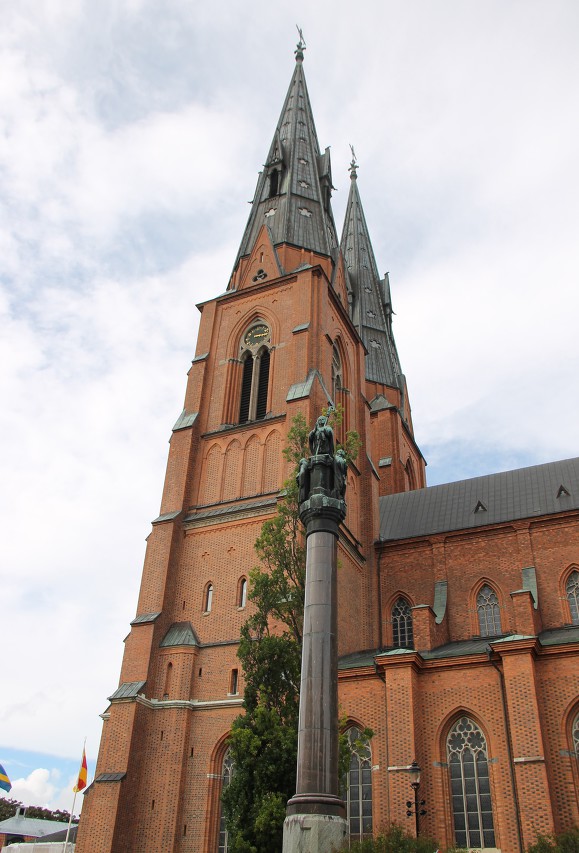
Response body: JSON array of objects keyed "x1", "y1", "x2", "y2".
[{"x1": 406, "y1": 760, "x2": 427, "y2": 836}]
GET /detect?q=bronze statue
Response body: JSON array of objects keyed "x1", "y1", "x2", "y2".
[
  {"x1": 334, "y1": 448, "x2": 347, "y2": 500},
  {"x1": 308, "y1": 414, "x2": 335, "y2": 457}
]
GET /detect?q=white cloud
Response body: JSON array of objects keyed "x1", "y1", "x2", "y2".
[{"x1": 0, "y1": 0, "x2": 577, "y2": 796}]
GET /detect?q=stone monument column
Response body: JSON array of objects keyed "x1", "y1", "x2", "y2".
[{"x1": 282, "y1": 417, "x2": 348, "y2": 853}]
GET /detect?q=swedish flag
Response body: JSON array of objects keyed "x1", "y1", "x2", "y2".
[{"x1": 0, "y1": 763, "x2": 11, "y2": 793}]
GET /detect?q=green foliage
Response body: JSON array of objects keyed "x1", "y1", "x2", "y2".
[
  {"x1": 341, "y1": 823, "x2": 439, "y2": 852},
  {"x1": 338, "y1": 716, "x2": 374, "y2": 788},
  {"x1": 325, "y1": 404, "x2": 361, "y2": 465},
  {"x1": 527, "y1": 828, "x2": 579, "y2": 853},
  {"x1": 224, "y1": 411, "x2": 362, "y2": 853},
  {"x1": 222, "y1": 414, "x2": 309, "y2": 853},
  {"x1": 0, "y1": 797, "x2": 76, "y2": 823}
]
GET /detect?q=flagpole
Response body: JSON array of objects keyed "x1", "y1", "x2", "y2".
[
  {"x1": 64, "y1": 789, "x2": 77, "y2": 851},
  {"x1": 65, "y1": 738, "x2": 86, "y2": 851}
]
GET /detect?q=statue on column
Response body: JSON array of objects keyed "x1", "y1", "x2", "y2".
[
  {"x1": 297, "y1": 413, "x2": 347, "y2": 510},
  {"x1": 308, "y1": 414, "x2": 335, "y2": 457}
]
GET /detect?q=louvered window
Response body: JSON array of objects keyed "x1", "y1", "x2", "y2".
[
  {"x1": 566, "y1": 570, "x2": 579, "y2": 624},
  {"x1": 447, "y1": 717, "x2": 495, "y2": 849},
  {"x1": 239, "y1": 355, "x2": 253, "y2": 423},
  {"x1": 238, "y1": 323, "x2": 271, "y2": 423},
  {"x1": 255, "y1": 349, "x2": 270, "y2": 420}
]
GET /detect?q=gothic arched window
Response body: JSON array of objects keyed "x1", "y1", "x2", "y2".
[
  {"x1": 476, "y1": 585, "x2": 502, "y2": 637},
  {"x1": 237, "y1": 577, "x2": 247, "y2": 609},
  {"x1": 573, "y1": 712, "x2": 579, "y2": 758},
  {"x1": 566, "y1": 570, "x2": 579, "y2": 624},
  {"x1": 342, "y1": 727, "x2": 372, "y2": 840},
  {"x1": 238, "y1": 323, "x2": 271, "y2": 424},
  {"x1": 447, "y1": 717, "x2": 495, "y2": 850},
  {"x1": 204, "y1": 583, "x2": 214, "y2": 613},
  {"x1": 268, "y1": 168, "x2": 279, "y2": 198},
  {"x1": 331, "y1": 342, "x2": 347, "y2": 443},
  {"x1": 392, "y1": 598, "x2": 414, "y2": 649},
  {"x1": 217, "y1": 750, "x2": 234, "y2": 853}
]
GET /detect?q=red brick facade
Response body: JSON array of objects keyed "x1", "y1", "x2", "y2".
[{"x1": 76, "y1": 56, "x2": 579, "y2": 853}]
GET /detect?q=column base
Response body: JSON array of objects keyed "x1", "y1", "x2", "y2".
[{"x1": 282, "y1": 813, "x2": 348, "y2": 853}]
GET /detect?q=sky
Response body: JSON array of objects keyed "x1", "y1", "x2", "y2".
[{"x1": 1, "y1": 0, "x2": 578, "y2": 815}]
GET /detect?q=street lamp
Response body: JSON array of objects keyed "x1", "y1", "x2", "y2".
[{"x1": 406, "y1": 760, "x2": 427, "y2": 836}]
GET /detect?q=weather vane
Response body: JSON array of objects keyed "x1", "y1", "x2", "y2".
[
  {"x1": 349, "y1": 144, "x2": 358, "y2": 176},
  {"x1": 295, "y1": 25, "x2": 306, "y2": 59}
]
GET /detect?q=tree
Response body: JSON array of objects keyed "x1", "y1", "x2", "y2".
[
  {"x1": 0, "y1": 797, "x2": 77, "y2": 823},
  {"x1": 222, "y1": 413, "x2": 309, "y2": 853},
  {"x1": 223, "y1": 411, "x2": 364, "y2": 853}
]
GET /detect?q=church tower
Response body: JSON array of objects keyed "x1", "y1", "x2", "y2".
[{"x1": 76, "y1": 43, "x2": 424, "y2": 853}]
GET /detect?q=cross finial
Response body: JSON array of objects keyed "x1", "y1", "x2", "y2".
[
  {"x1": 295, "y1": 25, "x2": 306, "y2": 61},
  {"x1": 349, "y1": 144, "x2": 358, "y2": 178}
]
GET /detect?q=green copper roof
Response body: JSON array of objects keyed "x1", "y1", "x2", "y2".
[{"x1": 160, "y1": 622, "x2": 200, "y2": 647}]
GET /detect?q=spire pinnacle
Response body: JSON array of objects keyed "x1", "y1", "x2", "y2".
[
  {"x1": 295, "y1": 26, "x2": 306, "y2": 62},
  {"x1": 348, "y1": 144, "x2": 358, "y2": 179}
]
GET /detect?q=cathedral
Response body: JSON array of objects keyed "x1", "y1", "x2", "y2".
[{"x1": 76, "y1": 44, "x2": 579, "y2": 853}]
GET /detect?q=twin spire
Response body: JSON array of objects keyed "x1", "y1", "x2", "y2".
[{"x1": 233, "y1": 41, "x2": 403, "y2": 390}]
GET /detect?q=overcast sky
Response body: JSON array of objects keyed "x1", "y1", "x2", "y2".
[{"x1": 1, "y1": 0, "x2": 578, "y2": 813}]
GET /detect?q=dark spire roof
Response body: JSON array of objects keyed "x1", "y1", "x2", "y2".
[
  {"x1": 233, "y1": 45, "x2": 339, "y2": 271},
  {"x1": 340, "y1": 155, "x2": 402, "y2": 387}
]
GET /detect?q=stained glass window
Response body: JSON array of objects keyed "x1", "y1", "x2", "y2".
[
  {"x1": 392, "y1": 598, "x2": 414, "y2": 649},
  {"x1": 447, "y1": 717, "x2": 495, "y2": 849},
  {"x1": 217, "y1": 750, "x2": 234, "y2": 853},
  {"x1": 566, "y1": 571, "x2": 579, "y2": 625},
  {"x1": 342, "y1": 727, "x2": 372, "y2": 839},
  {"x1": 476, "y1": 585, "x2": 501, "y2": 637}
]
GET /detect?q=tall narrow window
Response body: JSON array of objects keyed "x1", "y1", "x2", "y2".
[
  {"x1": 255, "y1": 349, "x2": 270, "y2": 420},
  {"x1": 229, "y1": 669, "x2": 239, "y2": 695},
  {"x1": 331, "y1": 343, "x2": 346, "y2": 444},
  {"x1": 476, "y1": 585, "x2": 501, "y2": 637},
  {"x1": 204, "y1": 583, "x2": 213, "y2": 613},
  {"x1": 238, "y1": 577, "x2": 247, "y2": 608},
  {"x1": 566, "y1": 570, "x2": 579, "y2": 624},
  {"x1": 392, "y1": 598, "x2": 414, "y2": 649},
  {"x1": 268, "y1": 168, "x2": 279, "y2": 197},
  {"x1": 238, "y1": 323, "x2": 271, "y2": 423},
  {"x1": 342, "y1": 726, "x2": 372, "y2": 840},
  {"x1": 573, "y1": 712, "x2": 579, "y2": 758},
  {"x1": 447, "y1": 717, "x2": 495, "y2": 850},
  {"x1": 239, "y1": 354, "x2": 253, "y2": 424},
  {"x1": 218, "y1": 750, "x2": 234, "y2": 853},
  {"x1": 163, "y1": 662, "x2": 173, "y2": 699}
]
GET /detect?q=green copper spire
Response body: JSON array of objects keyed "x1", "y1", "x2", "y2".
[
  {"x1": 232, "y1": 42, "x2": 338, "y2": 276},
  {"x1": 340, "y1": 155, "x2": 403, "y2": 388}
]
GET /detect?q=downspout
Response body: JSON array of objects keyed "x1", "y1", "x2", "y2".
[{"x1": 488, "y1": 649, "x2": 525, "y2": 853}]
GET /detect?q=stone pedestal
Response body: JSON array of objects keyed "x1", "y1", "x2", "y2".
[{"x1": 282, "y1": 813, "x2": 347, "y2": 853}]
